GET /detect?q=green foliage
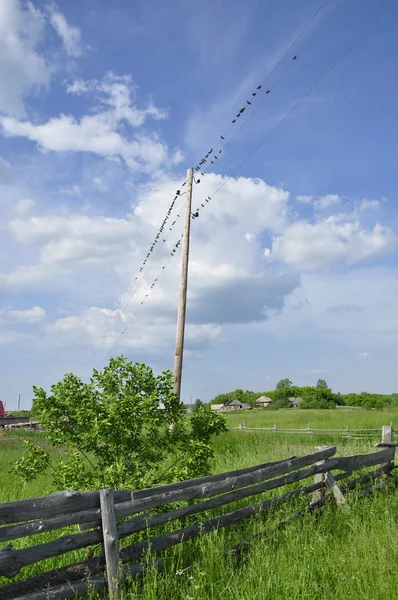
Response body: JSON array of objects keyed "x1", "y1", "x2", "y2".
[
  {"x1": 275, "y1": 378, "x2": 292, "y2": 390},
  {"x1": 194, "y1": 398, "x2": 204, "y2": 410},
  {"x1": 299, "y1": 387, "x2": 336, "y2": 409},
  {"x1": 316, "y1": 378, "x2": 329, "y2": 389},
  {"x1": 210, "y1": 378, "x2": 398, "y2": 411},
  {"x1": 16, "y1": 356, "x2": 227, "y2": 491},
  {"x1": 14, "y1": 441, "x2": 50, "y2": 483}
]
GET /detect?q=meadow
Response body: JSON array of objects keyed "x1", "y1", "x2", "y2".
[{"x1": 1, "y1": 409, "x2": 398, "y2": 599}]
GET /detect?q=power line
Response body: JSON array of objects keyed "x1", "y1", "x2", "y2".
[
  {"x1": 86, "y1": 1, "x2": 337, "y2": 366},
  {"x1": 91, "y1": 0, "x2": 392, "y2": 365},
  {"x1": 197, "y1": 0, "x2": 342, "y2": 177},
  {"x1": 85, "y1": 189, "x2": 185, "y2": 365},
  {"x1": 192, "y1": 0, "x2": 393, "y2": 219}
]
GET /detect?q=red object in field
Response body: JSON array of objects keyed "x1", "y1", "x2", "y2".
[{"x1": 0, "y1": 401, "x2": 5, "y2": 417}]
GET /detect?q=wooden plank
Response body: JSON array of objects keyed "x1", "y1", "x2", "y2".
[
  {"x1": 0, "y1": 508, "x2": 103, "y2": 543},
  {"x1": 100, "y1": 489, "x2": 119, "y2": 600},
  {"x1": 0, "y1": 454, "x2": 338, "y2": 577},
  {"x1": 117, "y1": 459, "x2": 339, "y2": 538},
  {"x1": 119, "y1": 479, "x2": 325, "y2": 565},
  {"x1": 131, "y1": 455, "x2": 298, "y2": 500},
  {"x1": 81, "y1": 447, "x2": 335, "y2": 531},
  {"x1": 0, "y1": 490, "x2": 131, "y2": 526},
  {"x1": 0, "y1": 529, "x2": 102, "y2": 577},
  {"x1": 113, "y1": 447, "x2": 337, "y2": 517},
  {"x1": 0, "y1": 555, "x2": 106, "y2": 600},
  {"x1": 9, "y1": 559, "x2": 163, "y2": 600},
  {"x1": 332, "y1": 447, "x2": 395, "y2": 472}
]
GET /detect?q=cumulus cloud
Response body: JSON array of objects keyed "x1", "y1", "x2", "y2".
[
  {"x1": 0, "y1": 0, "x2": 49, "y2": 116},
  {"x1": 48, "y1": 2, "x2": 82, "y2": 57},
  {"x1": 304, "y1": 369, "x2": 330, "y2": 375},
  {"x1": 0, "y1": 72, "x2": 178, "y2": 173},
  {"x1": 359, "y1": 351, "x2": 372, "y2": 358},
  {"x1": 360, "y1": 199, "x2": 381, "y2": 211},
  {"x1": 58, "y1": 184, "x2": 81, "y2": 196},
  {"x1": 262, "y1": 267, "x2": 398, "y2": 348},
  {"x1": 269, "y1": 214, "x2": 395, "y2": 271},
  {"x1": 314, "y1": 194, "x2": 340, "y2": 210},
  {"x1": 0, "y1": 305, "x2": 46, "y2": 324},
  {"x1": 14, "y1": 198, "x2": 36, "y2": 215},
  {"x1": 296, "y1": 194, "x2": 340, "y2": 210}
]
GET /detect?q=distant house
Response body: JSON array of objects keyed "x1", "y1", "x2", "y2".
[
  {"x1": 210, "y1": 404, "x2": 224, "y2": 412},
  {"x1": 220, "y1": 399, "x2": 252, "y2": 411},
  {"x1": 256, "y1": 395, "x2": 272, "y2": 408},
  {"x1": 289, "y1": 397, "x2": 303, "y2": 408}
]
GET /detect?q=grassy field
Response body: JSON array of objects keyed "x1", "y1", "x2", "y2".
[{"x1": 1, "y1": 410, "x2": 398, "y2": 599}]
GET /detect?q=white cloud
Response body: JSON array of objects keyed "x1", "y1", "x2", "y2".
[
  {"x1": 0, "y1": 73, "x2": 177, "y2": 173},
  {"x1": 304, "y1": 369, "x2": 330, "y2": 375},
  {"x1": 296, "y1": 195, "x2": 314, "y2": 204},
  {"x1": 244, "y1": 233, "x2": 255, "y2": 242},
  {"x1": 296, "y1": 194, "x2": 340, "y2": 210},
  {"x1": 314, "y1": 194, "x2": 340, "y2": 210},
  {"x1": 360, "y1": 199, "x2": 380, "y2": 211},
  {"x1": 359, "y1": 351, "x2": 372, "y2": 358},
  {"x1": 14, "y1": 198, "x2": 36, "y2": 215},
  {"x1": 58, "y1": 184, "x2": 81, "y2": 196},
  {"x1": 48, "y1": 3, "x2": 82, "y2": 57},
  {"x1": 0, "y1": 0, "x2": 50, "y2": 116},
  {"x1": 0, "y1": 305, "x2": 46, "y2": 324},
  {"x1": 262, "y1": 267, "x2": 398, "y2": 348},
  {"x1": 0, "y1": 156, "x2": 12, "y2": 183},
  {"x1": 269, "y1": 214, "x2": 395, "y2": 271}
]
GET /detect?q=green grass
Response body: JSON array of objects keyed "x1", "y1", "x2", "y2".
[
  {"x1": 1, "y1": 411, "x2": 398, "y2": 599},
  {"x1": 223, "y1": 407, "x2": 398, "y2": 431}
]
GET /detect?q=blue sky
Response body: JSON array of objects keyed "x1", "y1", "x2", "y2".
[{"x1": 1, "y1": 0, "x2": 398, "y2": 410}]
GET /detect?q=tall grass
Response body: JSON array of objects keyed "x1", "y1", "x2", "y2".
[{"x1": 1, "y1": 410, "x2": 397, "y2": 599}]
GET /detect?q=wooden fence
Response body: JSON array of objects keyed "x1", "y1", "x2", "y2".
[
  {"x1": 232, "y1": 421, "x2": 396, "y2": 439},
  {"x1": 0, "y1": 427, "x2": 397, "y2": 600}
]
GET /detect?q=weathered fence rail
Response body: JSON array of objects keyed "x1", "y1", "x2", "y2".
[{"x1": 0, "y1": 427, "x2": 396, "y2": 600}]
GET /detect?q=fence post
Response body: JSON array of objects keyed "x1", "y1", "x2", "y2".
[
  {"x1": 382, "y1": 425, "x2": 393, "y2": 444},
  {"x1": 308, "y1": 423, "x2": 312, "y2": 435},
  {"x1": 346, "y1": 425, "x2": 350, "y2": 438},
  {"x1": 324, "y1": 472, "x2": 346, "y2": 506},
  {"x1": 311, "y1": 445, "x2": 328, "y2": 505},
  {"x1": 273, "y1": 423, "x2": 277, "y2": 431},
  {"x1": 100, "y1": 488, "x2": 120, "y2": 600},
  {"x1": 244, "y1": 419, "x2": 247, "y2": 430}
]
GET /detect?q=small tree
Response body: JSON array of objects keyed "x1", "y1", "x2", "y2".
[
  {"x1": 276, "y1": 378, "x2": 292, "y2": 390},
  {"x1": 15, "y1": 357, "x2": 227, "y2": 491},
  {"x1": 316, "y1": 379, "x2": 329, "y2": 390}
]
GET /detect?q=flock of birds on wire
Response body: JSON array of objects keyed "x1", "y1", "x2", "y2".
[{"x1": 91, "y1": 0, "x2": 393, "y2": 366}]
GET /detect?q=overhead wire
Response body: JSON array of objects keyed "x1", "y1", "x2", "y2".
[
  {"x1": 194, "y1": 0, "x2": 335, "y2": 176},
  {"x1": 192, "y1": 0, "x2": 393, "y2": 219},
  {"x1": 85, "y1": 189, "x2": 185, "y2": 365},
  {"x1": 91, "y1": 0, "x2": 393, "y2": 364},
  {"x1": 88, "y1": 3, "x2": 331, "y2": 366}
]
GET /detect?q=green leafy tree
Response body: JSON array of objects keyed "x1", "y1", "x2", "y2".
[
  {"x1": 316, "y1": 379, "x2": 329, "y2": 390},
  {"x1": 276, "y1": 378, "x2": 292, "y2": 390},
  {"x1": 16, "y1": 357, "x2": 227, "y2": 491}
]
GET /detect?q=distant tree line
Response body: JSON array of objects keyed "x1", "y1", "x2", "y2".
[{"x1": 209, "y1": 378, "x2": 398, "y2": 410}]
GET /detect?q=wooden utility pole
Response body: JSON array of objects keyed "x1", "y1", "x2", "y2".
[
  {"x1": 173, "y1": 167, "x2": 194, "y2": 400},
  {"x1": 18, "y1": 394, "x2": 21, "y2": 416}
]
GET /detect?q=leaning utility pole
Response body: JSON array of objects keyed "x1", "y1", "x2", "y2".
[{"x1": 173, "y1": 167, "x2": 194, "y2": 401}]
